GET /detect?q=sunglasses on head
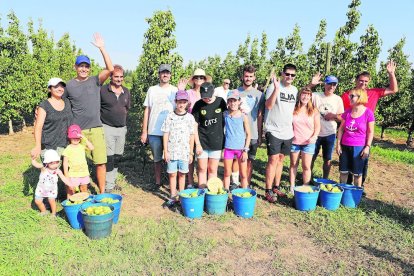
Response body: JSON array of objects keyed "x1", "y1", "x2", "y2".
[
  {"x1": 193, "y1": 76, "x2": 206, "y2": 80},
  {"x1": 284, "y1": 72, "x2": 296, "y2": 77}
]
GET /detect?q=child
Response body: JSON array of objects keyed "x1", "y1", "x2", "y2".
[
  {"x1": 223, "y1": 90, "x2": 251, "y2": 190},
  {"x1": 192, "y1": 82, "x2": 227, "y2": 187},
  {"x1": 161, "y1": 90, "x2": 195, "y2": 207},
  {"x1": 32, "y1": 149, "x2": 71, "y2": 216},
  {"x1": 62, "y1": 124, "x2": 94, "y2": 198}
]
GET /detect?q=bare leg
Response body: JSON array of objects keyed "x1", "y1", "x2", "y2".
[
  {"x1": 188, "y1": 162, "x2": 195, "y2": 186},
  {"x1": 354, "y1": 175, "x2": 362, "y2": 187},
  {"x1": 34, "y1": 198, "x2": 46, "y2": 213},
  {"x1": 274, "y1": 154, "x2": 285, "y2": 188},
  {"x1": 177, "y1": 172, "x2": 186, "y2": 192},
  {"x1": 168, "y1": 172, "x2": 177, "y2": 197},
  {"x1": 289, "y1": 152, "x2": 300, "y2": 192},
  {"x1": 197, "y1": 158, "x2": 208, "y2": 187},
  {"x1": 223, "y1": 159, "x2": 233, "y2": 190},
  {"x1": 48, "y1": 198, "x2": 57, "y2": 215},
  {"x1": 265, "y1": 155, "x2": 278, "y2": 189},
  {"x1": 207, "y1": 158, "x2": 220, "y2": 181},
  {"x1": 231, "y1": 159, "x2": 239, "y2": 184},
  {"x1": 339, "y1": 172, "x2": 348, "y2": 184},
  {"x1": 301, "y1": 153, "x2": 313, "y2": 185},
  {"x1": 238, "y1": 158, "x2": 248, "y2": 188},
  {"x1": 96, "y1": 163, "x2": 106, "y2": 193},
  {"x1": 322, "y1": 159, "x2": 332, "y2": 179},
  {"x1": 247, "y1": 159, "x2": 253, "y2": 184}
]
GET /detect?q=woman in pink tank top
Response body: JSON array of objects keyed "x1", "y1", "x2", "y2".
[{"x1": 289, "y1": 87, "x2": 320, "y2": 194}]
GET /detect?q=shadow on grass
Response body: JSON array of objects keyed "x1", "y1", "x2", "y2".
[
  {"x1": 361, "y1": 245, "x2": 414, "y2": 275},
  {"x1": 359, "y1": 198, "x2": 414, "y2": 230}
]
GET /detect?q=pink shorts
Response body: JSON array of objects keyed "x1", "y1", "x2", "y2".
[
  {"x1": 223, "y1": 148, "x2": 243, "y2": 160},
  {"x1": 68, "y1": 176, "x2": 90, "y2": 187}
]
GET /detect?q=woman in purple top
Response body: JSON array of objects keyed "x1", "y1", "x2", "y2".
[{"x1": 336, "y1": 89, "x2": 374, "y2": 187}]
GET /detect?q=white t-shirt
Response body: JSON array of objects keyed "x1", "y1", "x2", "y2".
[
  {"x1": 143, "y1": 84, "x2": 178, "y2": 136},
  {"x1": 312, "y1": 92, "x2": 344, "y2": 137},
  {"x1": 264, "y1": 82, "x2": 298, "y2": 140},
  {"x1": 213, "y1": 86, "x2": 229, "y2": 102},
  {"x1": 161, "y1": 112, "x2": 195, "y2": 161}
]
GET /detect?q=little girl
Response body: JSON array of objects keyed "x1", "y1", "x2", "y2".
[
  {"x1": 62, "y1": 124, "x2": 94, "y2": 198},
  {"x1": 223, "y1": 90, "x2": 251, "y2": 190},
  {"x1": 32, "y1": 149, "x2": 71, "y2": 216}
]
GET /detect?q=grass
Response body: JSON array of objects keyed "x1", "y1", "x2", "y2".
[
  {"x1": 374, "y1": 125, "x2": 408, "y2": 140},
  {"x1": 1, "y1": 125, "x2": 413, "y2": 274},
  {"x1": 370, "y1": 145, "x2": 414, "y2": 165}
]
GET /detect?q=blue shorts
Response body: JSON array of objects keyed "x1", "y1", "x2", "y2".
[
  {"x1": 314, "y1": 134, "x2": 336, "y2": 160},
  {"x1": 148, "y1": 135, "x2": 163, "y2": 162},
  {"x1": 167, "y1": 160, "x2": 189, "y2": 173},
  {"x1": 339, "y1": 145, "x2": 367, "y2": 176},
  {"x1": 291, "y1": 143, "x2": 316, "y2": 155}
]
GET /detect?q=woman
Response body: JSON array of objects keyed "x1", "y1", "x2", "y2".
[
  {"x1": 289, "y1": 87, "x2": 320, "y2": 194},
  {"x1": 31, "y1": 78, "x2": 73, "y2": 159},
  {"x1": 177, "y1": 68, "x2": 210, "y2": 187},
  {"x1": 336, "y1": 89, "x2": 374, "y2": 187}
]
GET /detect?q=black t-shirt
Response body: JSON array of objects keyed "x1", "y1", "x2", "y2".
[
  {"x1": 100, "y1": 84, "x2": 131, "y2": 127},
  {"x1": 192, "y1": 97, "x2": 227, "y2": 150},
  {"x1": 38, "y1": 98, "x2": 73, "y2": 149}
]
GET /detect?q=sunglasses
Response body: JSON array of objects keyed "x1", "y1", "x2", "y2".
[
  {"x1": 193, "y1": 76, "x2": 206, "y2": 80},
  {"x1": 223, "y1": 82, "x2": 230, "y2": 85},
  {"x1": 349, "y1": 94, "x2": 360, "y2": 99},
  {"x1": 284, "y1": 72, "x2": 296, "y2": 77}
]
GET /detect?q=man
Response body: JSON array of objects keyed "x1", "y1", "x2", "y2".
[
  {"x1": 235, "y1": 65, "x2": 265, "y2": 186},
  {"x1": 341, "y1": 60, "x2": 398, "y2": 189},
  {"x1": 264, "y1": 64, "x2": 298, "y2": 203},
  {"x1": 213, "y1": 78, "x2": 231, "y2": 102},
  {"x1": 141, "y1": 64, "x2": 178, "y2": 190},
  {"x1": 100, "y1": 64, "x2": 131, "y2": 193},
  {"x1": 64, "y1": 33, "x2": 113, "y2": 194},
  {"x1": 308, "y1": 74, "x2": 344, "y2": 179}
]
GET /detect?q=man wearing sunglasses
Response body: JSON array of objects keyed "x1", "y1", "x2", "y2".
[
  {"x1": 213, "y1": 79, "x2": 231, "y2": 102},
  {"x1": 308, "y1": 74, "x2": 344, "y2": 180},
  {"x1": 341, "y1": 60, "x2": 398, "y2": 193},
  {"x1": 263, "y1": 64, "x2": 298, "y2": 203}
]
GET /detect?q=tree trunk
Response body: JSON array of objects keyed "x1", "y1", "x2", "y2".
[
  {"x1": 406, "y1": 118, "x2": 414, "y2": 147},
  {"x1": 22, "y1": 117, "x2": 27, "y2": 132},
  {"x1": 380, "y1": 125, "x2": 385, "y2": 139},
  {"x1": 8, "y1": 119, "x2": 14, "y2": 135}
]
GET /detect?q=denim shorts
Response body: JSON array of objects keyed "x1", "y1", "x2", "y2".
[
  {"x1": 291, "y1": 143, "x2": 316, "y2": 155},
  {"x1": 148, "y1": 135, "x2": 163, "y2": 162},
  {"x1": 314, "y1": 134, "x2": 336, "y2": 160},
  {"x1": 198, "y1": 149, "x2": 222, "y2": 160},
  {"x1": 339, "y1": 145, "x2": 367, "y2": 176},
  {"x1": 167, "y1": 160, "x2": 189, "y2": 173}
]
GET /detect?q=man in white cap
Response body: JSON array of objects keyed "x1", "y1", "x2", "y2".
[
  {"x1": 308, "y1": 74, "x2": 344, "y2": 179},
  {"x1": 141, "y1": 64, "x2": 178, "y2": 190}
]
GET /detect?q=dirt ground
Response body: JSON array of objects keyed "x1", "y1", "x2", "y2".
[{"x1": 1, "y1": 128, "x2": 413, "y2": 274}]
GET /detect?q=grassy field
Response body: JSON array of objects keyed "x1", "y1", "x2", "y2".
[{"x1": 0, "y1": 128, "x2": 413, "y2": 275}]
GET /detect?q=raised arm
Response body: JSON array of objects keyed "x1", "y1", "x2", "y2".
[
  {"x1": 91, "y1": 33, "x2": 114, "y2": 84},
  {"x1": 307, "y1": 72, "x2": 323, "y2": 89},
  {"x1": 384, "y1": 60, "x2": 398, "y2": 96},
  {"x1": 80, "y1": 135, "x2": 94, "y2": 151},
  {"x1": 265, "y1": 73, "x2": 281, "y2": 110}
]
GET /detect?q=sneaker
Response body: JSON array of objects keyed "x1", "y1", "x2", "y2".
[
  {"x1": 113, "y1": 185, "x2": 122, "y2": 192},
  {"x1": 265, "y1": 190, "x2": 278, "y2": 203},
  {"x1": 362, "y1": 191, "x2": 367, "y2": 197},
  {"x1": 187, "y1": 184, "x2": 194, "y2": 189},
  {"x1": 165, "y1": 197, "x2": 178, "y2": 208},
  {"x1": 272, "y1": 186, "x2": 286, "y2": 197},
  {"x1": 229, "y1": 182, "x2": 240, "y2": 192}
]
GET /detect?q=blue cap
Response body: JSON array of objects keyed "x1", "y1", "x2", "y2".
[
  {"x1": 75, "y1": 55, "x2": 91, "y2": 65},
  {"x1": 325, "y1": 75, "x2": 338, "y2": 84}
]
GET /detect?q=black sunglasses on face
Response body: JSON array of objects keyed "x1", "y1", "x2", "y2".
[
  {"x1": 349, "y1": 94, "x2": 360, "y2": 99},
  {"x1": 284, "y1": 72, "x2": 296, "y2": 77},
  {"x1": 193, "y1": 76, "x2": 206, "y2": 80}
]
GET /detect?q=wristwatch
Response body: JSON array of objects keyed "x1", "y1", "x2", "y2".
[{"x1": 242, "y1": 147, "x2": 249, "y2": 152}]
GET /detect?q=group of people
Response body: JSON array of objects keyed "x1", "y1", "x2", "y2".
[
  {"x1": 141, "y1": 61, "x2": 398, "y2": 207},
  {"x1": 30, "y1": 33, "x2": 131, "y2": 216},
  {"x1": 29, "y1": 32, "x2": 399, "y2": 215}
]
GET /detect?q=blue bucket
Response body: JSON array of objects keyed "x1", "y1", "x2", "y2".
[
  {"x1": 179, "y1": 189, "x2": 205, "y2": 219},
  {"x1": 338, "y1": 184, "x2": 363, "y2": 208},
  {"x1": 231, "y1": 188, "x2": 257, "y2": 218},
  {"x1": 313, "y1": 178, "x2": 337, "y2": 186},
  {"x1": 319, "y1": 187, "x2": 343, "y2": 211},
  {"x1": 94, "y1": 193, "x2": 123, "y2": 224},
  {"x1": 294, "y1": 186, "x2": 320, "y2": 211},
  {"x1": 205, "y1": 192, "x2": 228, "y2": 215},
  {"x1": 61, "y1": 196, "x2": 94, "y2": 229},
  {"x1": 81, "y1": 203, "x2": 114, "y2": 239}
]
